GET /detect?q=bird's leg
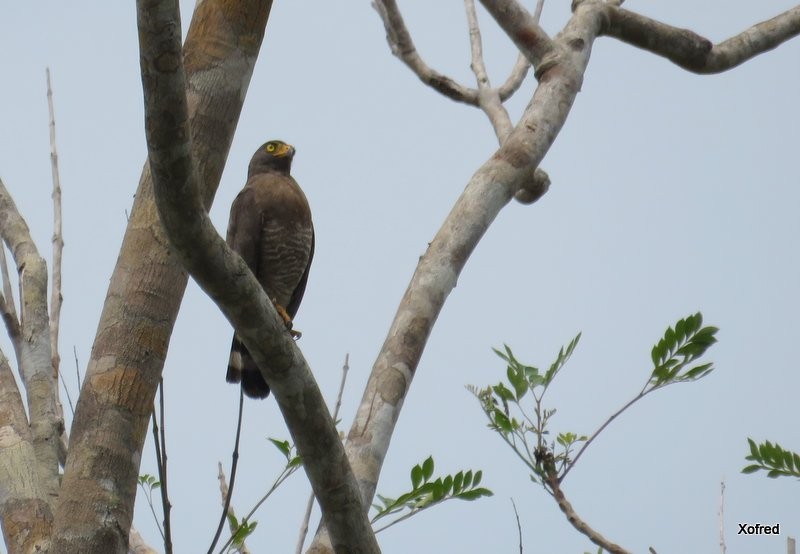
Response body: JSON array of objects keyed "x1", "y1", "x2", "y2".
[{"x1": 272, "y1": 299, "x2": 302, "y2": 339}]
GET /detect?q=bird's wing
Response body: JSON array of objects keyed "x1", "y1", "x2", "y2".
[
  {"x1": 226, "y1": 186, "x2": 261, "y2": 274},
  {"x1": 286, "y1": 224, "x2": 315, "y2": 318}
]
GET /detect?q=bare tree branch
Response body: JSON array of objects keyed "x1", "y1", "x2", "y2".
[
  {"x1": 51, "y1": 1, "x2": 275, "y2": 552},
  {"x1": 497, "y1": 52, "x2": 531, "y2": 101},
  {"x1": 465, "y1": 0, "x2": 514, "y2": 141},
  {"x1": 46, "y1": 67, "x2": 64, "y2": 380},
  {"x1": 45, "y1": 67, "x2": 69, "y2": 469},
  {"x1": 296, "y1": 354, "x2": 351, "y2": 554},
  {"x1": 493, "y1": 0, "x2": 545, "y2": 103},
  {"x1": 544, "y1": 470, "x2": 630, "y2": 554},
  {"x1": 217, "y1": 463, "x2": 251, "y2": 554},
  {"x1": 0, "y1": 348, "x2": 52, "y2": 552},
  {"x1": 136, "y1": 2, "x2": 379, "y2": 553},
  {"x1": 308, "y1": 4, "x2": 604, "y2": 552},
  {"x1": 602, "y1": 5, "x2": 800, "y2": 73},
  {"x1": 478, "y1": 0, "x2": 556, "y2": 68},
  {"x1": 372, "y1": 0, "x2": 480, "y2": 105},
  {"x1": 0, "y1": 178, "x2": 61, "y2": 505}
]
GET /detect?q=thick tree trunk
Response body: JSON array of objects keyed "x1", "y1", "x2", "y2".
[{"x1": 50, "y1": 2, "x2": 273, "y2": 552}]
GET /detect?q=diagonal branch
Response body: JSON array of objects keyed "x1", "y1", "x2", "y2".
[
  {"x1": 308, "y1": 6, "x2": 608, "y2": 554},
  {"x1": 372, "y1": 0, "x2": 480, "y2": 105},
  {"x1": 544, "y1": 469, "x2": 630, "y2": 554},
  {"x1": 136, "y1": 1, "x2": 379, "y2": 552},
  {"x1": 478, "y1": 0, "x2": 556, "y2": 68},
  {"x1": 601, "y1": 4, "x2": 800, "y2": 73}
]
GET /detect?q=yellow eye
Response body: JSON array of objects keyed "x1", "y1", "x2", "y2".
[{"x1": 266, "y1": 143, "x2": 276, "y2": 152}]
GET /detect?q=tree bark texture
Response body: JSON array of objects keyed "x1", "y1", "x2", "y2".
[
  {"x1": 0, "y1": 179, "x2": 59, "y2": 554},
  {"x1": 50, "y1": 2, "x2": 273, "y2": 552}
]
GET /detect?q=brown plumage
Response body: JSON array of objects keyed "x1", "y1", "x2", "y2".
[{"x1": 226, "y1": 140, "x2": 314, "y2": 399}]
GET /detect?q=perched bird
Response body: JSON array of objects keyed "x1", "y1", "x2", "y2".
[{"x1": 225, "y1": 140, "x2": 314, "y2": 399}]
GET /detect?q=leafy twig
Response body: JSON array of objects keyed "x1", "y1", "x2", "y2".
[
  {"x1": 371, "y1": 456, "x2": 492, "y2": 533},
  {"x1": 218, "y1": 437, "x2": 302, "y2": 553},
  {"x1": 743, "y1": 439, "x2": 800, "y2": 478}
]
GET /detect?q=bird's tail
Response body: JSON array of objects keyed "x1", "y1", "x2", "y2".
[{"x1": 227, "y1": 335, "x2": 270, "y2": 399}]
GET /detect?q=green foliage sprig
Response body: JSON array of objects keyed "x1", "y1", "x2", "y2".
[
  {"x1": 217, "y1": 437, "x2": 302, "y2": 553},
  {"x1": 371, "y1": 455, "x2": 493, "y2": 533},
  {"x1": 743, "y1": 439, "x2": 800, "y2": 479},
  {"x1": 471, "y1": 312, "x2": 718, "y2": 486}
]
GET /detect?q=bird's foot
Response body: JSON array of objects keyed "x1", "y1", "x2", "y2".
[{"x1": 273, "y1": 300, "x2": 301, "y2": 339}]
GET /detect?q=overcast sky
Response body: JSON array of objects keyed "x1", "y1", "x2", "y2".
[{"x1": 2, "y1": 1, "x2": 799, "y2": 553}]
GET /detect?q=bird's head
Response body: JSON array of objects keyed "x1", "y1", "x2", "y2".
[{"x1": 248, "y1": 140, "x2": 295, "y2": 177}]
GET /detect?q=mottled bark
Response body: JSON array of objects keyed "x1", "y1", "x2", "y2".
[
  {"x1": 0, "y1": 180, "x2": 60, "y2": 508},
  {"x1": 50, "y1": 1, "x2": 273, "y2": 552},
  {"x1": 137, "y1": 1, "x2": 380, "y2": 552},
  {"x1": 0, "y1": 350, "x2": 52, "y2": 554}
]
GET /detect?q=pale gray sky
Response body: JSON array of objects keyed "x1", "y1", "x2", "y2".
[{"x1": 1, "y1": 1, "x2": 799, "y2": 553}]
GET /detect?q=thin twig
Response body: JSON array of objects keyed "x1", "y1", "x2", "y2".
[
  {"x1": 208, "y1": 385, "x2": 245, "y2": 554},
  {"x1": 372, "y1": 0, "x2": 480, "y2": 105},
  {"x1": 545, "y1": 470, "x2": 630, "y2": 554},
  {"x1": 496, "y1": 0, "x2": 543, "y2": 100},
  {"x1": 719, "y1": 480, "x2": 726, "y2": 554},
  {"x1": 149, "y1": 391, "x2": 166, "y2": 543},
  {"x1": 465, "y1": 0, "x2": 513, "y2": 141},
  {"x1": 46, "y1": 67, "x2": 69, "y2": 468},
  {"x1": 510, "y1": 498, "x2": 523, "y2": 554},
  {"x1": 58, "y1": 371, "x2": 75, "y2": 416},
  {"x1": 157, "y1": 379, "x2": 172, "y2": 553},
  {"x1": 46, "y1": 67, "x2": 64, "y2": 380},
  {"x1": 561, "y1": 392, "x2": 643, "y2": 481},
  {"x1": 295, "y1": 353, "x2": 351, "y2": 553},
  {"x1": 73, "y1": 346, "x2": 82, "y2": 388},
  {"x1": 217, "y1": 464, "x2": 251, "y2": 554}
]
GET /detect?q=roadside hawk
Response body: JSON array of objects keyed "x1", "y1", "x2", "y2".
[{"x1": 226, "y1": 140, "x2": 315, "y2": 399}]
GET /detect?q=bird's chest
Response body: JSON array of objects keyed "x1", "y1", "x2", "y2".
[{"x1": 258, "y1": 218, "x2": 313, "y2": 304}]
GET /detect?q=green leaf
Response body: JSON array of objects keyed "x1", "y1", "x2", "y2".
[
  {"x1": 473, "y1": 470, "x2": 482, "y2": 487},
  {"x1": 455, "y1": 487, "x2": 494, "y2": 500},
  {"x1": 492, "y1": 383, "x2": 515, "y2": 404},
  {"x1": 422, "y1": 456, "x2": 434, "y2": 482},
  {"x1": 507, "y1": 365, "x2": 528, "y2": 401},
  {"x1": 452, "y1": 471, "x2": 464, "y2": 494},
  {"x1": 741, "y1": 464, "x2": 762, "y2": 474},
  {"x1": 268, "y1": 438, "x2": 291, "y2": 458},
  {"x1": 411, "y1": 464, "x2": 423, "y2": 489},
  {"x1": 442, "y1": 475, "x2": 453, "y2": 494},
  {"x1": 492, "y1": 410, "x2": 513, "y2": 433},
  {"x1": 227, "y1": 512, "x2": 239, "y2": 528}
]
